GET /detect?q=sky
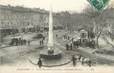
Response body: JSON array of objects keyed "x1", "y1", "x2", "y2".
[{"x1": 0, "y1": 0, "x2": 114, "y2": 13}]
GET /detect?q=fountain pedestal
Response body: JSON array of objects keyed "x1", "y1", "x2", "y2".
[{"x1": 40, "y1": 48, "x2": 62, "y2": 59}]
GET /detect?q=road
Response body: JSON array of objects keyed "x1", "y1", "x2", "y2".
[
  {"x1": 0, "y1": 31, "x2": 114, "y2": 66},
  {"x1": 56, "y1": 32, "x2": 114, "y2": 65}
]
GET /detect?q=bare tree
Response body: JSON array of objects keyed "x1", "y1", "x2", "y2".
[{"x1": 83, "y1": 5, "x2": 105, "y2": 48}]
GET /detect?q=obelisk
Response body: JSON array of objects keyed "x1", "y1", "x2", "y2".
[
  {"x1": 48, "y1": 7, "x2": 54, "y2": 54},
  {"x1": 40, "y1": 6, "x2": 62, "y2": 59}
]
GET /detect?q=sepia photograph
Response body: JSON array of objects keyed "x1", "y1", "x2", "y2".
[{"x1": 0, "y1": 0, "x2": 114, "y2": 73}]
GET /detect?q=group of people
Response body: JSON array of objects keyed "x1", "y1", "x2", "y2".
[
  {"x1": 71, "y1": 55, "x2": 93, "y2": 67},
  {"x1": 63, "y1": 34, "x2": 75, "y2": 50},
  {"x1": 39, "y1": 37, "x2": 45, "y2": 46},
  {"x1": 21, "y1": 27, "x2": 40, "y2": 33},
  {"x1": 39, "y1": 39, "x2": 44, "y2": 46},
  {"x1": 65, "y1": 38, "x2": 96, "y2": 50},
  {"x1": 36, "y1": 55, "x2": 93, "y2": 68},
  {"x1": 10, "y1": 37, "x2": 30, "y2": 46},
  {"x1": 65, "y1": 38, "x2": 81, "y2": 51},
  {"x1": 1, "y1": 28, "x2": 19, "y2": 37},
  {"x1": 63, "y1": 34, "x2": 70, "y2": 40},
  {"x1": 63, "y1": 29, "x2": 96, "y2": 49},
  {"x1": 66, "y1": 43, "x2": 73, "y2": 50}
]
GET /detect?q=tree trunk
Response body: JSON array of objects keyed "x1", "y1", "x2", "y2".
[{"x1": 96, "y1": 30, "x2": 102, "y2": 49}]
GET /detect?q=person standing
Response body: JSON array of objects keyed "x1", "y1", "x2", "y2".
[
  {"x1": 81, "y1": 57, "x2": 85, "y2": 65},
  {"x1": 70, "y1": 43, "x2": 73, "y2": 50},
  {"x1": 42, "y1": 40, "x2": 44, "y2": 45},
  {"x1": 56, "y1": 34, "x2": 58, "y2": 38},
  {"x1": 63, "y1": 35, "x2": 65, "y2": 39},
  {"x1": 68, "y1": 36, "x2": 70, "y2": 40},
  {"x1": 40, "y1": 40, "x2": 41, "y2": 46},
  {"x1": 72, "y1": 55, "x2": 77, "y2": 67},
  {"x1": 66, "y1": 43, "x2": 69, "y2": 50},
  {"x1": 43, "y1": 36, "x2": 45, "y2": 40},
  {"x1": 37, "y1": 57, "x2": 42, "y2": 68},
  {"x1": 28, "y1": 40, "x2": 30, "y2": 45},
  {"x1": 78, "y1": 55, "x2": 81, "y2": 61},
  {"x1": 88, "y1": 60, "x2": 92, "y2": 67},
  {"x1": 71, "y1": 38, "x2": 74, "y2": 43}
]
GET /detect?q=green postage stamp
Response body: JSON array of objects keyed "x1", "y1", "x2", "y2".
[{"x1": 88, "y1": 0, "x2": 110, "y2": 11}]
